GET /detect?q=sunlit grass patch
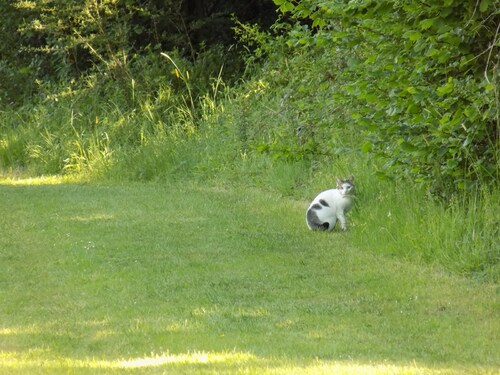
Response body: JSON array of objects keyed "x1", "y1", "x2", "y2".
[
  {"x1": 0, "y1": 174, "x2": 71, "y2": 186},
  {"x1": 0, "y1": 350, "x2": 257, "y2": 370},
  {"x1": 1, "y1": 351, "x2": 496, "y2": 374}
]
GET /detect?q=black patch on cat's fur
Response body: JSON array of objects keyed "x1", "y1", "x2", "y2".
[
  {"x1": 306, "y1": 208, "x2": 329, "y2": 231},
  {"x1": 311, "y1": 203, "x2": 322, "y2": 210},
  {"x1": 319, "y1": 199, "x2": 329, "y2": 207}
]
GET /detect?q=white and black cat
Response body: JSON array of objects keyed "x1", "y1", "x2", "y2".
[{"x1": 306, "y1": 176, "x2": 355, "y2": 231}]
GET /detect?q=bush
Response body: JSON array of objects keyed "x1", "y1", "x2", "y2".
[{"x1": 271, "y1": 0, "x2": 499, "y2": 196}]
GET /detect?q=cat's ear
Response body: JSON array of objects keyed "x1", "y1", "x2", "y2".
[
  {"x1": 336, "y1": 177, "x2": 342, "y2": 186},
  {"x1": 347, "y1": 175, "x2": 354, "y2": 183}
]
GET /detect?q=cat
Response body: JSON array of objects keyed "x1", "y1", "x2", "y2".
[{"x1": 306, "y1": 176, "x2": 355, "y2": 231}]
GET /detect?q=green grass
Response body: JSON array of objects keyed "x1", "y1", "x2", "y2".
[{"x1": 0, "y1": 177, "x2": 498, "y2": 374}]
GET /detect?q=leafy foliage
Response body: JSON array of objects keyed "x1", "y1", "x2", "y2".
[{"x1": 272, "y1": 0, "x2": 499, "y2": 195}]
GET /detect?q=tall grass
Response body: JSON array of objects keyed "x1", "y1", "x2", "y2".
[
  {"x1": 0, "y1": 51, "x2": 228, "y2": 180},
  {"x1": 349, "y1": 172, "x2": 499, "y2": 281}
]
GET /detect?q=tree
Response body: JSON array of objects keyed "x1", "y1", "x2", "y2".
[{"x1": 0, "y1": 0, "x2": 277, "y2": 106}]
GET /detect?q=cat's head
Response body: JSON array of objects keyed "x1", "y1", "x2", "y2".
[{"x1": 336, "y1": 176, "x2": 355, "y2": 196}]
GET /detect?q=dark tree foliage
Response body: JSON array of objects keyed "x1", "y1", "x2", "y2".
[{"x1": 0, "y1": 0, "x2": 277, "y2": 106}]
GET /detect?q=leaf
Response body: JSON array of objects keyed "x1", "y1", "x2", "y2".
[
  {"x1": 440, "y1": 113, "x2": 451, "y2": 125},
  {"x1": 403, "y1": 30, "x2": 422, "y2": 41},
  {"x1": 479, "y1": 0, "x2": 489, "y2": 12},
  {"x1": 312, "y1": 17, "x2": 326, "y2": 28},
  {"x1": 281, "y1": 2, "x2": 295, "y2": 12},
  {"x1": 484, "y1": 83, "x2": 494, "y2": 91},
  {"x1": 398, "y1": 140, "x2": 417, "y2": 152},
  {"x1": 419, "y1": 18, "x2": 434, "y2": 30},
  {"x1": 426, "y1": 47, "x2": 439, "y2": 57},
  {"x1": 361, "y1": 141, "x2": 373, "y2": 153},
  {"x1": 463, "y1": 107, "x2": 479, "y2": 121},
  {"x1": 406, "y1": 103, "x2": 419, "y2": 114},
  {"x1": 315, "y1": 36, "x2": 328, "y2": 47},
  {"x1": 436, "y1": 79, "x2": 454, "y2": 96},
  {"x1": 361, "y1": 93, "x2": 379, "y2": 103},
  {"x1": 406, "y1": 86, "x2": 417, "y2": 94}
]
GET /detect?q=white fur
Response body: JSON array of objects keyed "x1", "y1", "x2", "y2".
[{"x1": 306, "y1": 179, "x2": 354, "y2": 231}]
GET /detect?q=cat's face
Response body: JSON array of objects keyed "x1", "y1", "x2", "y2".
[{"x1": 336, "y1": 176, "x2": 355, "y2": 196}]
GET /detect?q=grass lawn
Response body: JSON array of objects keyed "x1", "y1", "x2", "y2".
[{"x1": 0, "y1": 178, "x2": 498, "y2": 374}]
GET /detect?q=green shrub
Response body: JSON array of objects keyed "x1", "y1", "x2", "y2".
[{"x1": 271, "y1": 0, "x2": 499, "y2": 195}]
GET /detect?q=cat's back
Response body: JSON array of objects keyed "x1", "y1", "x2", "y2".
[
  {"x1": 311, "y1": 188, "x2": 352, "y2": 210},
  {"x1": 313, "y1": 188, "x2": 342, "y2": 205}
]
